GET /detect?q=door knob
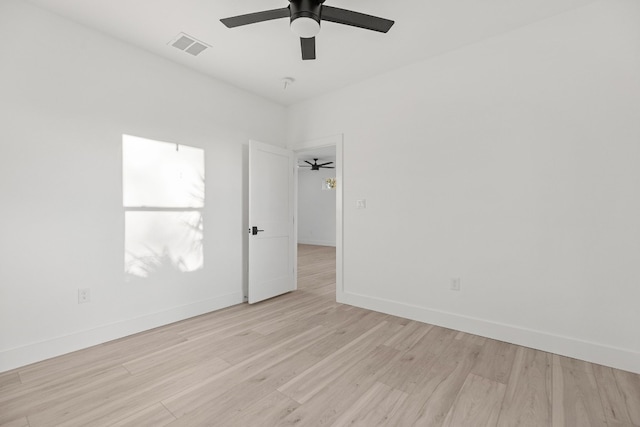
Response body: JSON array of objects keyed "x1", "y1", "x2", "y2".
[{"x1": 251, "y1": 226, "x2": 264, "y2": 235}]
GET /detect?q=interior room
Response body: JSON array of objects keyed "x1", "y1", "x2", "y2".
[
  {"x1": 1, "y1": 0, "x2": 639, "y2": 425},
  {"x1": 297, "y1": 146, "x2": 337, "y2": 247}
]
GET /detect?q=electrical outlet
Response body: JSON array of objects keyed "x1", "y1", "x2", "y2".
[
  {"x1": 450, "y1": 278, "x2": 461, "y2": 291},
  {"x1": 78, "y1": 288, "x2": 90, "y2": 304}
]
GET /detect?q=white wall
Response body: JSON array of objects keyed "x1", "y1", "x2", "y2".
[
  {"x1": 0, "y1": 0, "x2": 286, "y2": 372},
  {"x1": 297, "y1": 167, "x2": 336, "y2": 246},
  {"x1": 287, "y1": 0, "x2": 640, "y2": 374}
]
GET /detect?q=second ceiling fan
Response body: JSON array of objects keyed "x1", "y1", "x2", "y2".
[
  {"x1": 299, "y1": 158, "x2": 334, "y2": 171},
  {"x1": 220, "y1": 0, "x2": 395, "y2": 60}
]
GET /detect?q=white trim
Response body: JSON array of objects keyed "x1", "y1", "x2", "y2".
[
  {"x1": 292, "y1": 151, "x2": 299, "y2": 295},
  {"x1": 340, "y1": 291, "x2": 640, "y2": 375},
  {"x1": 297, "y1": 239, "x2": 336, "y2": 247},
  {"x1": 291, "y1": 134, "x2": 344, "y2": 302},
  {"x1": 336, "y1": 138, "x2": 344, "y2": 300},
  {"x1": 0, "y1": 292, "x2": 242, "y2": 373}
]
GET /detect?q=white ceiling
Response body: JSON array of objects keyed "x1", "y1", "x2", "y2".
[{"x1": 28, "y1": 0, "x2": 597, "y2": 106}]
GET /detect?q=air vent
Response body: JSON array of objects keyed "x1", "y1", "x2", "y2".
[{"x1": 169, "y1": 33, "x2": 210, "y2": 56}]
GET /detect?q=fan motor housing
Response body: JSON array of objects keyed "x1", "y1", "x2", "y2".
[{"x1": 289, "y1": 0, "x2": 322, "y2": 24}]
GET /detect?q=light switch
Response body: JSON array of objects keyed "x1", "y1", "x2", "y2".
[{"x1": 356, "y1": 199, "x2": 366, "y2": 209}]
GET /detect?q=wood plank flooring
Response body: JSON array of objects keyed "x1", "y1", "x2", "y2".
[{"x1": 1, "y1": 244, "x2": 639, "y2": 426}]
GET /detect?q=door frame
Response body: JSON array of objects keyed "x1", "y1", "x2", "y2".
[{"x1": 291, "y1": 134, "x2": 344, "y2": 302}]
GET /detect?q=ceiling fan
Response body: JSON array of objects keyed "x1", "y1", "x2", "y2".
[
  {"x1": 299, "y1": 158, "x2": 335, "y2": 170},
  {"x1": 220, "y1": 0, "x2": 395, "y2": 60}
]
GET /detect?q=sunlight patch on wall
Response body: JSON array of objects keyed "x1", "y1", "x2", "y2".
[{"x1": 123, "y1": 135, "x2": 205, "y2": 279}]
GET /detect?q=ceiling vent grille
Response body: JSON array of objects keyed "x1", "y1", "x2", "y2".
[{"x1": 169, "y1": 33, "x2": 210, "y2": 56}]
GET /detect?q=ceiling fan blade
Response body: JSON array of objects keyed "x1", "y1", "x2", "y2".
[
  {"x1": 322, "y1": 166, "x2": 335, "y2": 169},
  {"x1": 318, "y1": 162, "x2": 334, "y2": 167},
  {"x1": 304, "y1": 160, "x2": 315, "y2": 166},
  {"x1": 321, "y1": 6, "x2": 394, "y2": 33},
  {"x1": 300, "y1": 37, "x2": 316, "y2": 60},
  {"x1": 220, "y1": 7, "x2": 290, "y2": 28}
]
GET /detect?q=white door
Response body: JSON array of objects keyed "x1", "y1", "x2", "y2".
[{"x1": 248, "y1": 140, "x2": 296, "y2": 304}]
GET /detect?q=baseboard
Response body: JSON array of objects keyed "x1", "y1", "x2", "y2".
[
  {"x1": 338, "y1": 291, "x2": 640, "y2": 374},
  {"x1": 0, "y1": 292, "x2": 243, "y2": 373},
  {"x1": 297, "y1": 239, "x2": 336, "y2": 247}
]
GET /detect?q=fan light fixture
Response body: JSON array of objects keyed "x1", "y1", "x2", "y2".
[{"x1": 290, "y1": 17, "x2": 320, "y2": 38}]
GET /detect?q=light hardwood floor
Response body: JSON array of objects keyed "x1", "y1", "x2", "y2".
[{"x1": 1, "y1": 244, "x2": 639, "y2": 426}]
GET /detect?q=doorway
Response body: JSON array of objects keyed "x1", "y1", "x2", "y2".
[{"x1": 293, "y1": 135, "x2": 343, "y2": 301}]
